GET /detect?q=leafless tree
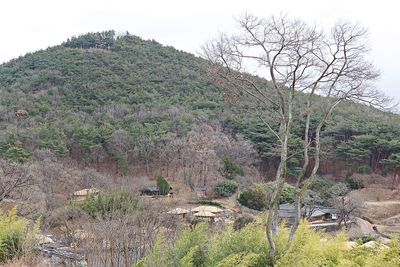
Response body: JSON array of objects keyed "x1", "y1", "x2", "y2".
[
  {"x1": 202, "y1": 13, "x2": 389, "y2": 257},
  {"x1": 134, "y1": 136, "x2": 156, "y2": 177},
  {"x1": 332, "y1": 195, "x2": 364, "y2": 228},
  {"x1": 288, "y1": 21, "x2": 391, "y2": 245},
  {"x1": 203, "y1": 14, "x2": 322, "y2": 257},
  {"x1": 109, "y1": 129, "x2": 132, "y2": 173},
  {"x1": 79, "y1": 200, "x2": 180, "y2": 267},
  {"x1": 0, "y1": 159, "x2": 34, "y2": 202}
]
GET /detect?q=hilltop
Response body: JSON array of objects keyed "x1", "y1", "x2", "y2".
[{"x1": 0, "y1": 31, "x2": 399, "y2": 184}]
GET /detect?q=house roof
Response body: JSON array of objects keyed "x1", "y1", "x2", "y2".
[
  {"x1": 279, "y1": 203, "x2": 295, "y2": 210},
  {"x1": 277, "y1": 204, "x2": 337, "y2": 218},
  {"x1": 192, "y1": 205, "x2": 223, "y2": 213},
  {"x1": 278, "y1": 209, "x2": 297, "y2": 218},
  {"x1": 73, "y1": 188, "x2": 100, "y2": 196},
  {"x1": 141, "y1": 186, "x2": 159, "y2": 192},
  {"x1": 193, "y1": 185, "x2": 207, "y2": 191},
  {"x1": 167, "y1": 208, "x2": 189, "y2": 214},
  {"x1": 194, "y1": 211, "x2": 216, "y2": 217}
]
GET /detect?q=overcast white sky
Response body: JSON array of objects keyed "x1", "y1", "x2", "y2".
[{"x1": 1, "y1": 0, "x2": 399, "y2": 100}]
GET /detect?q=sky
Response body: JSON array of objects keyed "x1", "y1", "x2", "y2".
[{"x1": 1, "y1": 0, "x2": 399, "y2": 101}]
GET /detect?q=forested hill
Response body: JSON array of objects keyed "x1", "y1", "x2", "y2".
[{"x1": 0, "y1": 31, "x2": 400, "y2": 180}]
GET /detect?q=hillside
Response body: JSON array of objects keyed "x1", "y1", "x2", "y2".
[
  {"x1": 0, "y1": 31, "x2": 400, "y2": 185},
  {"x1": 1, "y1": 31, "x2": 400, "y2": 266}
]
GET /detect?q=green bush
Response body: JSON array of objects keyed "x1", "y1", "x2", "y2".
[
  {"x1": 78, "y1": 189, "x2": 138, "y2": 219},
  {"x1": 279, "y1": 183, "x2": 295, "y2": 204},
  {"x1": 137, "y1": 218, "x2": 400, "y2": 267},
  {"x1": 196, "y1": 201, "x2": 222, "y2": 207},
  {"x1": 0, "y1": 208, "x2": 40, "y2": 263},
  {"x1": 219, "y1": 156, "x2": 244, "y2": 180},
  {"x1": 360, "y1": 234, "x2": 375, "y2": 244},
  {"x1": 213, "y1": 180, "x2": 238, "y2": 197},
  {"x1": 233, "y1": 216, "x2": 254, "y2": 231},
  {"x1": 345, "y1": 176, "x2": 364, "y2": 190},
  {"x1": 357, "y1": 164, "x2": 372, "y2": 174},
  {"x1": 238, "y1": 188, "x2": 267, "y2": 211},
  {"x1": 157, "y1": 176, "x2": 170, "y2": 195}
]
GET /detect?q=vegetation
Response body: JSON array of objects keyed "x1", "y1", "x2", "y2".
[
  {"x1": 78, "y1": 189, "x2": 139, "y2": 219},
  {"x1": 219, "y1": 156, "x2": 244, "y2": 180},
  {"x1": 213, "y1": 180, "x2": 238, "y2": 197},
  {"x1": 0, "y1": 30, "x2": 398, "y2": 182},
  {"x1": 137, "y1": 218, "x2": 400, "y2": 267},
  {"x1": 233, "y1": 216, "x2": 254, "y2": 231},
  {"x1": 238, "y1": 186, "x2": 267, "y2": 211},
  {"x1": 0, "y1": 208, "x2": 40, "y2": 263},
  {"x1": 0, "y1": 29, "x2": 400, "y2": 265},
  {"x1": 157, "y1": 176, "x2": 170, "y2": 195}
]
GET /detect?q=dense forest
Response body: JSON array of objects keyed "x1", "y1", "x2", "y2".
[{"x1": 0, "y1": 31, "x2": 399, "y2": 182}]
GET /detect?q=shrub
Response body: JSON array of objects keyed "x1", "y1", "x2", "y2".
[
  {"x1": 78, "y1": 189, "x2": 138, "y2": 219},
  {"x1": 219, "y1": 156, "x2": 244, "y2": 180},
  {"x1": 359, "y1": 234, "x2": 375, "y2": 244},
  {"x1": 0, "y1": 208, "x2": 40, "y2": 263},
  {"x1": 157, "y1": 176, "x2": 170, "y2": 195},
  {"x1": 357, "y1": 164, "x2": 372, "y2": 174},
  {"x1": 238, "y1": 188, "x2": 267, "y2": 211},
  {"x1": 137, "y1": 217, "x2": 400, "y2": 267},
  {"x1": 345, "y1": 176, "x2": 364, "y2": 190},
  {"x1": 279, "y1": 183, "x2": 295, "y2": 204},
  {"x1": 213, "y1": 180, "x2": 238, "y2": 197},
  {"x1": 197, "y1": 201, "x2": 222, "y2": 207},
  {"x1": 233, "y1": 216, "x2": 254, "y2": 231}
]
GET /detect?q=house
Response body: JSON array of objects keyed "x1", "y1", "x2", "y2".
[
  {"x1": 72, "y1": 188, "x2": 100, "y2": 202},
  {"x1": 167, "y1": 208, "x2": 189, "y2": 219},
  {"x1": 140, "y1": 186, "x2": 160, "y2": 196},
  {"x1": 140, "y1": 185, "x2": 173, "y2": 196},
  {"x1": 306, "y1": 206, "x2": 338, "y2": 222},
  {"x1": 192, "y1": 205, "x2": 223, "y2": 215},
  {"x1": 278, "y1": 203, "x2": 297, "y2": 223},
  {"x1": 192, "y1": 185, "x2": 207, "y2": 198},
  {"x1": 194, "y1": 210, "x2": 216, "y2": 219},
  {"x1": 278, "y1": 204, "x2": 338, "y2": 223}
]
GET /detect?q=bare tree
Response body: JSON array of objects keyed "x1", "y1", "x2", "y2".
[
  {"x1": 288, "y1": 21, "x2": 390, "y2": 245},
  {"x1": 134, "y1": 136, "x2": 156, "y2": 177},
  {"x1": 202, "y1": 13, "x2": 389, "y2": 258},
  {"x1": 332, "y1": 195, "x2": 364, "y2": 228},
  {"x1": 0, "y1": 159, "x2": 34, "y2": 202},
  {"x1": 202, "y1": 14, "x2": 322, "y2": 258}
]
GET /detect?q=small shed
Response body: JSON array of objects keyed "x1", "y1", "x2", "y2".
[
  {"x1": 167, "y1": 208, "x2": 189, "y2": 219},
  {"x1": 72, "y1": 188, "x2": 100, "y2": 202},
  {"x1": 140, "y1": 186, "x2": 160, "y2": 196},
  {"x1": 193, "y1": 185, "x2": 207, "y2": 198}
]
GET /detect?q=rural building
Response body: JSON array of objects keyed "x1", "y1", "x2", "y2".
[
  {"x1": 72, "y1": 188, "x2": 100, "y2": 202},
  {"x1": 278, "y1": 204, "x2": 338, "y2": 223},
  {"x1": 140, "y1": 185, "x2": 173, "y2": 196},
  {"x1": 167, "y1": 208, "x2": 189, "y2": 219},
  {"x1": 140, "y1": 186, "x2": 160, "y2": 196},
  {"x1": 278, "y1": 203, "x2": 297, "y2": 224},
  {"x1": 306, "y1": 207, "x2": 338, "y2": 222},
  {"x1": 192, "y1": 185, "x2": 207, "y2": 198},
  {"x1": 191, "y1": 205, "x2": 224, "y2": 222},
  {"x1": 194, "y1": 210, "x2": 216, "y2": 219}
]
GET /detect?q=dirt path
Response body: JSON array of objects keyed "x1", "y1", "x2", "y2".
[{"x1": 365, "y1": 200, "x2": 400, "y2": 206}]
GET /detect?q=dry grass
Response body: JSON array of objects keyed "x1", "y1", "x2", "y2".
[{"x1": 2, "y1": 255, "x2": 59, "y2": 267}]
